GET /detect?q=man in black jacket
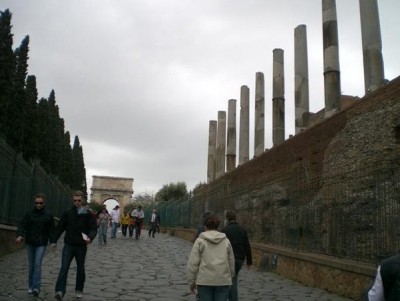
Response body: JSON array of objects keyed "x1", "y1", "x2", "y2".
[
  {"x1": 368, "y1": 254, "x2": 400, "y2": 301},
  {"x1": 148, "y1": 208, "x2": 161, "y2": 238},
  {"x1": 54, "y1": 191, "x2": 97, "y2": 300},
  {"x1": 16, "y1": 193, "x2": 56, "y2": 297},
  {"x1": 222, "y1": 210, "x2": 252, "y2": 301}
]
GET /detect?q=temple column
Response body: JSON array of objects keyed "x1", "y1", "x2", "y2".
[
  {"x1": 207, "y1": 120, "x2": 217, "y2": 183},
  {"x1": 239, "y1": 86, "x2": 250, "y2": 164},
  {"x1": 254, "y1": 72, "x2": 265, "y2": 156},
  {"x1": 272, "y1": 48, "x2": 285, "y2": 146}
]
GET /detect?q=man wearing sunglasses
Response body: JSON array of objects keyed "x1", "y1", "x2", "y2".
[
  {"x1": 54, "y1": 191, "x2": 97, "y2": 300},
  {"x1": 16, "y1": 193, "x2": 57, "y2": 298}
]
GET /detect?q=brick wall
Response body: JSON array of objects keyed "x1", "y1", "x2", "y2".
[{"x1": 189, "y1": 76, "x2": 400, "y2": 300}]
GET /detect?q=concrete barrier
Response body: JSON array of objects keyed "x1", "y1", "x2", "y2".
[{"x1": 0, "y1": 224, "x2": 23, "y2": 257}]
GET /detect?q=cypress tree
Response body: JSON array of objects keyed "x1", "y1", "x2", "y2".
[
  {"x1": 0, "y1": 9, "x2": 15, "y2": 137},
  {"x1": 36, "y1": 97, "x2": 51, "y2": 172},
  {"x1": 60, "y1": 131, "x2": 73, "y2": 185},
  {"x1": 0, "y1": 9, "x2": 88, "y2": 195},
  {"x1": 46, "y1": 90, "x2": 64, "y2": 176},
  {"x1": 72, "y1": 135, "x2": 87, "y2": 198},
  {"x1": 7, "y1": 35, "x2": 29, "y2": 152},
  {"x1": 23, "y1": 75, "x2": 39, "y2": 161}
]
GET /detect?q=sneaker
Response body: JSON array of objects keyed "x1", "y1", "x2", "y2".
[
  {"x1": 76, "y1": 291, "x2": 83, "y2": 299},
  {"x1": 33, "y1": 289, "x2": 39, "y2": 297},
  {"x1": 55, "y1": 291, "x2": 63, "y2": 300},
  {"x1": 28, "y1": 288, "x2": 33, "y2": 294}
]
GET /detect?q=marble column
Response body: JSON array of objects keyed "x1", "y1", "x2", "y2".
[
  {"x1": 226, "y1": 99, "x2": 237, "y2": 172},
  {"x1": 322, "y1": 0, "x2": 341, "y2": 118},
  {"x1": 239, "y1": 86, "x2": 250, "y2": 164},
  {"x1": 359, "y1": 0, "x2": 385, "y2": 93},
  {"x1": 207, "y1": 120, "x2": 217, "y2": 183},
  {"x1": 254, "y1": 72, "x2": 265, "y2": 156},
  {"x1": 215, "y1": 111, "x2": 226, "y2": 178},
  {"x1": 295, "y1": 24, "x2": 310, "y2": 134},
  {"x1": 272, "y1": 48, "x2": 285, "y2": 146}
]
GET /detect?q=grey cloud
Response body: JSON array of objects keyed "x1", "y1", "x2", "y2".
[{"x1": 2, "y1": 0, "x2": 399, "y2": 195}]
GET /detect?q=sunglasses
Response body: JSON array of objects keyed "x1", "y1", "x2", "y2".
[
  {"x1": 73, "y1": 199, "x2": 82, "y2": 202},
  {"x1": 35, "y1": 202, "x2": 44, "y2": 205}
]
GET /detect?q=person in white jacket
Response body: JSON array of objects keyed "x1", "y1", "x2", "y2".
[{"x1": 187, "y1": 215, "x2": 235, "y2": 301}]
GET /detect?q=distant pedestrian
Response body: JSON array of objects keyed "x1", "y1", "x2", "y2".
[
  {"x1": 97, "y1": 207, "x2": 110, "y2": 245},
  {"x1": 16, "y1": 193, "x2": 57, "y2": 297},
  {"x1": 128, "y1": 209, "x2": 135, "y2": 238},
  {"x1": 187, "y1": 215, "x2": 235, "y2": 301},
  {"x1": 368, "y1": 253, "x2": 400, "y2": 300},
  {"x1": 148, "y1": 208, "x2": 160, "y2": 238},
  {"x1": 154, "y1": 208, "x2": 161, "y2": 233},
  {"x1": 222, "y1": 210, "x2": 252, "y2": 301},
  {"x1": 120, "y1": 212, "x2": 130, "y2": 237},
  {"x1": 110, "y1": 205, "x2": 121, "y2": 238},
  {"x1": 54, "y1": 191, "x2": 97, "y2": 300},
  {"x1": 192, "y1": 211, "x2": 212, "y2": 243},
  {"x1": 131, "y1": 205, "x2": 144, "y2": 239}
]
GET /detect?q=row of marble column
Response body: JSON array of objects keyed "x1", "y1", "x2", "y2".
[{"x1": 207, "y1": 0, "x2": 385, "y2": 183}]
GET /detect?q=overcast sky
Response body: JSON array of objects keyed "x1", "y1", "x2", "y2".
[{"x1": 2, "y1": 0, "x2": 399, "y2": 196}]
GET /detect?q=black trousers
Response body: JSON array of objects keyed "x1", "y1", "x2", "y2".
[{"x1": 148, "y1": 222, "x2": 157, "y2": 237}]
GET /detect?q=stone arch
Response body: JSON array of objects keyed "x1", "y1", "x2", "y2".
[{"x1": 90, "y1": 175, "x2": 134, "y2": 213}]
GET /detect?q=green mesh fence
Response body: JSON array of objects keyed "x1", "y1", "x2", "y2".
[
  {"x1": 0, "y1": 139, "x2": 72, "y2": 225},
  {"x1": 145, "y1": 159, "x2": 400, "y2": 264},
  {"x1": 143, "y1": 198, "x2": 192, "y2": 228}
]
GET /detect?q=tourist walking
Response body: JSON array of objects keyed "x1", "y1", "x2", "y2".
[
  {"x1": 54, "y1": 191, "x2": 97, "y2": 300},
  {"x1": 187, "y1": 215, "x2": 235, "y2": 301},
  {"x1": 131, "y1": 205, "x2": 144, "y2": 239},
  {"x1": 120, "y1": 212, "x2": 130, "y2": 237},
  {"x1": 148, "y1": 208, "x2": 160, "y2": 238},
  {"x1": 16, "y1": 193, "x2": 56, "y2": 297},
  {"x1": 128, "y1": 209, "x2": 135, "y2": 238},
  {"x1": 97, "y1": 207, "x2": 110, "y2": 245},
  {"x1": 222, "y1": 210, "x2": 252, "y2": 301},
  {"x1": 110, "y1": 205, "x2": 120, "y2": 239}
]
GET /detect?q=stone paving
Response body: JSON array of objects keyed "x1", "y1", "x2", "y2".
[{"x1": 0, "y1": 231, "x2": 354, "y2": 301}]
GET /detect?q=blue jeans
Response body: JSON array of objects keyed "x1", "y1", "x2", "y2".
[
  {"x1": 26, "y1": 244, "x2": 46, "y2": 291},
  {"x1": 55, "y1": 244, "x2": 87, "y2": 294},
  {"x1": 111, "y1": 222, "x2": 117, "y2": 238},
  {"x1": 197, "y1": 285, "x2": 229, "y2": 301},
  {"x1": 98, "y1": 223, "x2": 108, "y2": 244},
  {"x1": 229, "y1": 260, "x2": 244, "y2": 301}
]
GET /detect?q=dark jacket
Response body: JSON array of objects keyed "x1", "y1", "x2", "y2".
[
  {"x1": 148, "y1": 212, "x2": 160, "y2": 224},
  {"x1": 380, "y1": 254, "x2": 400, "y2": 300},
  {"x1": 17, "y1": 207, "x2": 56, "y2": 246},
  {"x1": 56, "y1": 206, "x2": 97, "y2": 246},
  {"x1": 222, "y1": 221, "x2": 253, "y2": 265},
  {"x1": 192, "y1": 225, "x2": 206, "y2": 243}
]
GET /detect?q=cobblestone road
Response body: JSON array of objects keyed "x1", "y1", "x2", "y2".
[{"x1": 0, "y1": 231, "x2": 353, "y2": 301}]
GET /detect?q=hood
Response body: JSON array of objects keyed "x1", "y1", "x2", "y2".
[{"x1": 199, "y1": 230, "x2": 227, "y2": 244}]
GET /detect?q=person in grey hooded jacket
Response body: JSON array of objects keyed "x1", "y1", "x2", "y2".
[{"x1": 187, "y1": 215, "x2": 235, "y2": 301}]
